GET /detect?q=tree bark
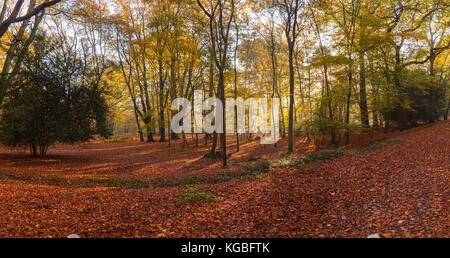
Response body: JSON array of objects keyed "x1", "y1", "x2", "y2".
[
  {"x1": 345, "y1": 66, "x2": 352, "y2": 145},
  {"x1": 359, "y1": 50, "x2": 369, "y2": 128},
  {"x1": 234, "y1": 21, "x2": 239, "y2": 152},
  {"x1": 288, "y1": 45, "x2": 295, "y2": 153},
  {"x1": 394, "y1": 46, "x2": 407, "y2": 130}
]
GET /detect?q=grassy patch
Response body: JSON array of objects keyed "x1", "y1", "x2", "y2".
[
  {"x1": 85, "y1": 177, "x2": 152, "y2": 189},
  {"x1": 0, "y1": 174, "x2": 13, "y2": 180},
  {"x1": 175, "y1": 185, "x2": 221, "y2": 205},
  {"x1": 0, "y1": 171, "x2": 68, "y2": 185},
  {"x1": 0, "y1": 171, "x2": 22, "y2": 181},
  {"x1": 49, "y1": 176, "x2": 67, "y2": 183},
  {"x1": 154, "y1": 175, "x2": 203, "y2": 188},
  {"x1": 302, "y1": 148, "x2": 345, "y2": 164},
  {"x1": 101, "y1": 136, "x2": 140, "y2": 143},
  {"x1": 349, "y1": 138, "x2": 404, "y2": 155},
  {"x1": 214, "y1": 161, "x2": 271, "y2": 182},
  {"x1": 268, "y1": 148, "x2": 344, "y2": 170},
  {"x1": 384, "y1": 138, "x2": 404, "y2": 145},
  {"x1": 302, "y1": 165, "x2": 316, "y2": 174}
]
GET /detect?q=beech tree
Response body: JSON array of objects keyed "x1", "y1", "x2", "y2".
[
  {"x1": 197, "y1": 0, "x2": 236, "y2": 166},
  {"x1": 0, "y1": 0, "x2": 62, "y2": 105}
]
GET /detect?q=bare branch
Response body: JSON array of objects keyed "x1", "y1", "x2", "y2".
[{"x1": 0, "y1": 0, "x2": 61, "y2": 38}]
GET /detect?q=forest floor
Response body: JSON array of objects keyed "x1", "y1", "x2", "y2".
[{"x1": 0, "y1": 120, "x2": 448, "y2": 237}]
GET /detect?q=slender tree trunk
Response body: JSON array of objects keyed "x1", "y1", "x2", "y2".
[
  {"x1": 275, "y1": 54, "x2": 286, "y2": 139},
  {"x1": 359, "y1": 21, "x2": 369, "y2": 129},
  {"x1": 158, "y1": 62, "x2": 167, "y2": 142},
  {"x1": 169, "y1": 55, "x2": 179, "y2": 140},
  {"x1": 445, "y1": 97, "x2": 449, "y2": 120},
  {"x1": 174, "y1": 12, "x2": 187, "y2": 150},
  {"x1": 283, "y1": 0, "x2": 300, "y2": 153},
  {"x1": 270, "y1": 34, "x2": 278, "y2": 145},
  {"x1": 167, "y1": 109, "x2": 171, "y2": 147},
  {"x1": 159, "y1": 108, "x2": 166, "y2": 142},
  {"x1": 394, "y1": 46, "x2": 407, "y2": 130},
  {"x1": 288, "y1": 46, "x2": 295, "y2": 153},
  {"x1": 345, "y1": 65, "x2": 352, "y2": 145},
  {"x1": 359, "y1": 50, "x2": 369, "y2": 128},
  {"x1": 429, "y1": 54, "x2": 436, "y2": 123},
  {"x1": 208, "y1": 49, "x2": 217, "y2": 156},
  {"x1": 234, "y1": 28, "x2": 239, "y2": 153},
  {"x1": 218, "y1": 71, "x2": 227, "y2": 166}
]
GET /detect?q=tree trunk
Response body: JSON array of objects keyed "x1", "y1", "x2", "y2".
[
  {"x1": 395, "y1": 46, "x2": 407, "y2": 130},
  {"x1": 428, "y1": 54, "x2": 436, "y2": 123},
  {"x1": 373, "y1": 112, "x2": 379, "y2": 128},
  {"x1": 445, "y1": 97, "x2": 449, "y2": 120},
  {"x1": 167, "y1": 109, "x2": 171, "y2": 147},
  {"x1": 288, "y1": 46, "x2": 295, "y2": 153},
  {"x1": 133, "y1": 107, "x2": 144, "y2": 142},
  {"x1": 324, "y1": 64, "x2": 336, "y2": 144},
  {"x1": 30, "y1": 144, "x2": 37, "y2": 157},
  {"x1": 39, "y1": 145, "x2": 48, "y2": 158},
  {"x1": 359, "y1": 50, "x2": 369, "y2": 128},
  {"x1": 159, "y1": 63, "x2": 167, "y2": 142},
  {"x1": 218, "y1": 70, "x2": 227, "y2": 166},
  {"x1": 159, "y1": 109, "x2": 166, "y2": 142},
  {"x1": 146, "y1": 129, "x2": 155, "y2": 142},
  {"x1": 143, "y1": 117, "x2": 155, "y2": 142},
  {"x1": 234, "y1": 23, "x2": 240, "y2": 153},
  {"x1": 345, "y1": 65, "x2": 352, "y2": 145}
]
